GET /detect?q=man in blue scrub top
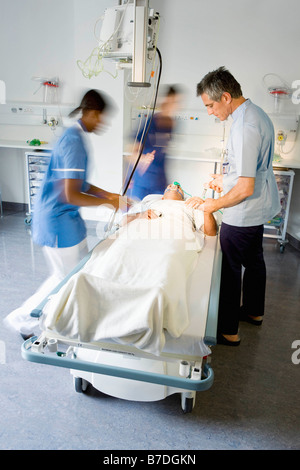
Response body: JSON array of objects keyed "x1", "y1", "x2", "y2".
[
  {"x1": 5, "y1": 90, "x2": 127, "y2": 339},
  {"x1": 186, "y1": 67, "x2": 280, "y2": 346}
]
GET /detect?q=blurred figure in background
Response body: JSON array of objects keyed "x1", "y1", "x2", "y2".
[{"x1": 126, "y1": 85, "x2": 183, "y2": 200}]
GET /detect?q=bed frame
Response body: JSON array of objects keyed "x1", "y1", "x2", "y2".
[{"x1": 21, "y1": 234, "x2": 221, "y2": 413}]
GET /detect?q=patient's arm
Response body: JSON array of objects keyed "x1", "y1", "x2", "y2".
[
  {"x1": 188, "y1": 198, "x2": 217, "y2": 236},
  {"x1": 203, "y1": 212, "x2": 217, "y2": 236}
]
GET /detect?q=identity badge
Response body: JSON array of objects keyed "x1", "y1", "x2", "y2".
[{"x1": 222, "y1": 149, "x2": 230, "y2": 175}]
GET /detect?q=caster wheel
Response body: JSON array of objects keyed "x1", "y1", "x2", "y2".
[
  {"x1": 24, "y1": 217, "x2": 32, "y2": 225},
  {"x1": 182, "y1": 397, "x2": 194, "y2": 414},
  {"x1": 181, "y1": 393, "x2": 195, "y2": 413},
  {"x1": 280, "y1": 245, "x2": 285, "y2": 253},
  {"x1": 73, "y1": 376, "x2": 89, "y2": 393}
]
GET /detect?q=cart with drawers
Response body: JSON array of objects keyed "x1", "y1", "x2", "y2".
[{"x1": 25, "y1": 151, "x2": 51, "y2": 225}]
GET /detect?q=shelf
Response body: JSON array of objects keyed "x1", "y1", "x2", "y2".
[{"x1": 0, "y1": 139, "x2": 52, "y2": 150}]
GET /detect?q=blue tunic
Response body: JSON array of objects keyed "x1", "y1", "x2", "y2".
[
  {"x1": 32, "y1": 121, "x2": 90, "y2": 248},
  {"x1": 128, "y1": 114, "x2": 173, "y2": 200}
]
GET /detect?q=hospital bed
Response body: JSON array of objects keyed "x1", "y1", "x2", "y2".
[{"x1": 21, "y1": 204, "x2": 222, "y2": 414}]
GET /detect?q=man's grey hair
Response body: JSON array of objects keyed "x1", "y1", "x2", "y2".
[{"x1": 196, "y1": 66, "x2": 243, "y2": 102}]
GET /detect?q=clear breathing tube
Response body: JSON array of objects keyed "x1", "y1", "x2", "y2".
[{"x1": 173, "y1": 181, "x2": 192, "y2": 198}]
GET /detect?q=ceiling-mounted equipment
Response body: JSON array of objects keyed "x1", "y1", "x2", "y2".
[{"x1": 78, "y1": 0, "x2": 160, "y2": 87}]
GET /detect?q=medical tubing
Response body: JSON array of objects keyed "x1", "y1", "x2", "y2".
[
  {"x1": 122, "y1": 47, "x2": 162, "y2": 197},
  {"x1": 105, "y1": 48, "x2": 162, "y2": 234},
  {"x1": 105, "y1": 50, "x2": 161, "y2": 235}
]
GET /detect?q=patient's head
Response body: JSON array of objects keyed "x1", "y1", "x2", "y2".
[{"x1": 162, "y1": 184, "x2": 184, "y2": 201}]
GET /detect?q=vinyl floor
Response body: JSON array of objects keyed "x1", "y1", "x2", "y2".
[{"x1": 0, "y1": 210, "x2": 299, "y2": 451}]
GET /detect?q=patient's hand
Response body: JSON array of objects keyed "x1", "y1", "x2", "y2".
[
  {"x1": 139, "y1": 209, "x2": 159, "y2": 220},
  {"x1": 185, "y1": 197, "x2": 205, "y2": 209},
  {"x1": 121, "y1": 209, "x2": 159, "y2": 226}
]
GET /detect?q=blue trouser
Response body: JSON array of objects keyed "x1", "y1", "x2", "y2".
[{"x1": 218, "y1": 222, "x2": 266, "y2": 335}]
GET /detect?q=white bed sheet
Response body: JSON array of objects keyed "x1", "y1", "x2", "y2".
[{"x1": 40, "y1": 200, "x2": 220, "y2": 359}]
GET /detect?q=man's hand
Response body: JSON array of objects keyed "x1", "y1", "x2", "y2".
[
  {"x1": 185, "y1": 196, "x2": 220, "y2": 214},
  {"x1": 208, "y1": 174, "x2": 223, "y2": 193}
]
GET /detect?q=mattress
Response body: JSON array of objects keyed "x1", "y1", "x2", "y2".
[{"x1": 37, "y1": 233, "x2": 221, "y2": 362}]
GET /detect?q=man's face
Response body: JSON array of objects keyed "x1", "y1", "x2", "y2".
[
  {"x1": 163, "y1": 183, "x2": 184, "y2": 200},
  {"x1": 201, "y1": 92, "x2": 231, "y2": 121}
]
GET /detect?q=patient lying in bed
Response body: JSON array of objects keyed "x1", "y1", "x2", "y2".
[{"x1": 41, "y1": 184, "x2": 218, "y2": 355}]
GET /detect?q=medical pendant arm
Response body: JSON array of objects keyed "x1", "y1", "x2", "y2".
[{"x1": 122, "y1": 48, "x2": 162, "y2": 196}]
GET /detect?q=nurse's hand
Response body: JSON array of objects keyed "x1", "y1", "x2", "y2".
[
  {"x1": 137, "y1": 150, "x2": 156, "y2": 176},
  {"x1": 115, "y1": 195, "x2": 133, "y2": 212},
  {"x1": 208, "y1": 174, "x2": 223, "y2": 193},
  {"x1": 103, "y1": 193, "x2": 130, "y2": 212}
]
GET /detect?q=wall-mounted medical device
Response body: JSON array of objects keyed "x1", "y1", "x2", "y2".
[
  {"x1": 263, "y1": 73, "x2": 293, "y2": 113},
  {"x1": 92, "y1": 0, "x2": 160, "y2": 87},
  {"x1": 271, "y1": 115, "x2": 298, "y2": 143}
]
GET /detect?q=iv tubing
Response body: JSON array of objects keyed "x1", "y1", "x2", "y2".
[{"x1": 122, "y1": 47, "x2": 162, "y2": 196}]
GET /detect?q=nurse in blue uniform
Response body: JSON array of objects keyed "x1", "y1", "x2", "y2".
[
  {"x1": 127, "y1": 86, "x2": 182, "y2": 200},
  {"x1": 4, "y1": 89, "x2": 127, "y2": 338},
  {"x1": 186, "y1": 67, "x2": 280, "y2": 346}
]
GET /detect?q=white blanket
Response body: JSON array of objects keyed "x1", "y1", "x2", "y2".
[{"x1": 42, "y1": 200, "x2": 205, "y2": 355}]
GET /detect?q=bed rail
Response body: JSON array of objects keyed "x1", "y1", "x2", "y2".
[{"x1": 21, "y1": 336, "x2": 214, "y2": 392}]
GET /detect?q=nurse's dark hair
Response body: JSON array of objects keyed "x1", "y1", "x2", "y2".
[
  {"x1": 196, "y1": 66, "x2": 243, "y2": 101},
  {"x1": 162, "y1": 84, "x2": 184, "y2": 97},
  {"x1": 69, "y1": 89, "x2": 112, "y2": 117}
]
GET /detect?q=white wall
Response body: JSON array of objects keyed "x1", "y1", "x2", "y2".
[
  {"x1": 0, "y1": 0, "x2": 76, "y2": 204},
  {"x1": 0, "y1": 0, "x2": 75, "y2": 104},
  {"x1": 150, "y1": 0, "x2": 300, "y2": 113},
  {"x1": 73, "y1": 0, "x2": 125, "y2": 192},
  {"x1": 1, "y1": 0, "x2": 300, "y2": 239},
  {"x1": 0, "y1": 0, "x2": 125, "y2": 208},
  {"x1": 149, "y1": 0, "x2": 300, "y2": 240}
]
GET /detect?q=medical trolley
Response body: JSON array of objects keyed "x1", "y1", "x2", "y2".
[
  {"x1": 264, "y1": 168, "x2": 295, "y2": 253},
  {"x1": 25, "y1": 151, "x2": 50, "y2": 225}
]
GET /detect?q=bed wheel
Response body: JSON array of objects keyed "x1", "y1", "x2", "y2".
[
  {"x1": 73, "y1": 376, "x2": 89, "y2": 393},
  {"x1": 182, "y1": 397, "x2": 194, "y2": 413},
  {"x1": 181, "y1": 393, "x2": 195, "y2": 413}
]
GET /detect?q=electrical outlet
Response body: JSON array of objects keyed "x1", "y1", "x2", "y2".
[
  {"x1": 276, "y1": 130, "x2": 287, "y2": 144},
  {"x1": 271, "y1": 116, "x2": 299, "y2": 143}
]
